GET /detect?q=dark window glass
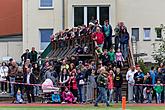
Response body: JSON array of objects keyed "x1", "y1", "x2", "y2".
[
  {"x1": 100, "y1": 7, "x2": 109, "y2": 25},
  {"x1": 132, "y1": 28, "x2": 139, "y2": 41},
  {"x1": 87, "y1": 7, "x2": 97, "y2": 24},
  {"x1": 74, "y1": 7, "x2": 84, "y2": 27}
]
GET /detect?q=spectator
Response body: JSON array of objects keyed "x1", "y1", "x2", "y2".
[
  {"x1": 156, "y1": 67, "x2": 165, "y2": 103},
  {"x1": 154, "y1": 80, "x2": 163, "y2": 104},
  {"x1": 30, "y1": 47, "x2": 38, "y2": 63},
  {"x1": 150, "y1": 66, "x2": 157, "y2": 85},
  {"x1": 126, "y1": 66, "x2": 136, "y2": 103},
  {"x1": 92, "y1": 27, "x2": 104, "y2": 52},
  {"x1": 21, "y1": 49, "x2": 31, "y2": 63},
  {"x1": 144, "y1": 72, "x2": 152, "y2": 103},
  {"x1": 8, "y1": 60, "x2": 18, "y2": 96},
  {"x1": 115, "y1": 48, "x2": 124, "y2": 68},
  {"x1": 108, "y1": 48, "x2": 116, "y2": 66},
  {"x1": 107, "y1": 69, "x2": 114, "y2": 103},
  {"x1": 23, "y1": 67, "x2": 35, "y2": 103},
  {"x1": 120, "y1": 28, "x2": 129, "y2": 60},
  {"x1": 76, "y1": 68, "x2": 85, "y2": 103},
  {"x1": 94, "y1": 70, "x2": 109, "y2": 107},
  {"x1": 134, "y1": 66, "x2": 144, "y2": 103},
  {"x1": 0, "y1": 62, "x2": 9, "y2": 94},
  {"x1": 114, "y1": 68, "x2": 123, "y2": 103},
  {"x1": 100, "y1": 49, "x2": 110, "y2": 66},
  {"x1": 69, "y1": 71, "x2": 78, "y2": 102},
  {"x1": 15, "y1": 89, "x2": 24, "y2": 104},
  {"x1": 62, "y1": 87, "x2": 75, "y2": 104},
  {"x1": 102, "y1": 20, "x2": 113, "y2": 50}
]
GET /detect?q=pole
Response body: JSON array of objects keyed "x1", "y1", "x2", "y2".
[{"x1": 122, "y1": 96, "x2": 126, "y2": 110}]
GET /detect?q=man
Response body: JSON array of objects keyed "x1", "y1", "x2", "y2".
[
  {"x1": 8, "y1": 60, "x2": 18, "y2": 96},
  {"x1": 100, "y1": 49, "x2": 110, "y2": 66},
  {"x1": 30, "y1": 47, "x2": 38, "y2": 63},
  {"x1": 23, "y1": 67, "x2": 35, "y2": 103},
  {"x1": 134, "y1": 66, "x2": 144, "y2": 103},
  {"x1": 102, "y1": 20, "x2": 113, "y2": 50},
  {"x1": 126, "y1": 66, "x2": 137, "y2": 103},
  {"x1": 94, "y1": 70, "x2": 109, "y2": 107},
  {"x1": 21, "y1": 49, "x2": 31, "y2": 63}
]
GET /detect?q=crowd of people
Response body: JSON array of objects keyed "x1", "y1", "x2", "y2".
[{"x1": 0, "y1": 18, "x2": 164, "y2": 106}]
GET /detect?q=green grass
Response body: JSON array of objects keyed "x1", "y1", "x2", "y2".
[{"x1": 0, "y1": 106, "x2": 165, "y2": 110}]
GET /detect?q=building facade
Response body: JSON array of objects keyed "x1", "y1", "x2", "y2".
[
  {"x1": 0, "y1": 0, "x2": 22, "y2": 61},
  {"x1": 22, "y1": 0, "x2": 165, "y2": 62}
]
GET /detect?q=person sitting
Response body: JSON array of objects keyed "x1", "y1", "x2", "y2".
[
  {"x1": 62, "y1": 87, "x2": 75, "y2": 104},
  {"x1": 15, "y1": 89, "x2": 24, "y2": 104}
]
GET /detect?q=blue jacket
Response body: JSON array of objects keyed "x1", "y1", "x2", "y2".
[{"x1": 149, "y1": 70, "x2": 157, "y2": 85}]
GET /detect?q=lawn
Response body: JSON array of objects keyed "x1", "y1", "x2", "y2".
[{"x1": 0, "y1": 106, "x2": 165, "y2": 110}]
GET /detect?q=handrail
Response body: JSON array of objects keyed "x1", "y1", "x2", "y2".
[{"x1": 128, "y1": 37, "x2": 135, "y2": 67}]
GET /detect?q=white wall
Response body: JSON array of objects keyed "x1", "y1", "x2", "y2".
[{"x1": 23, "y1": 0, "x2": 63, "y2": 51}]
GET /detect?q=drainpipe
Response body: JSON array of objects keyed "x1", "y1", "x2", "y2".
[{"x1": 62, "y1": 0, "x2": 65, "y2": 30}]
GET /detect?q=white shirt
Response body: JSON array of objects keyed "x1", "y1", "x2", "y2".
[
  {"x1": 27, "y1": 73, "x2": 31, "y2": 84},
  {"x1": 126, "y1": 69, "x2": 137, "y2": 84},
  {"x1": 0, "y1": 66, "x2": 9, "y2": 81}
]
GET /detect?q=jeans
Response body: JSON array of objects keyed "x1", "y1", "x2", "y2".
[
  {"x1": 108, "y1": 89, "x2": 114, "y2": 103},
  {"x1": 78, "y1": 85, "x2": 85, "y2": 103},
  {"x1": 115, "y1": 87, "x2": 122, "y2": 103},
  {"x1": 120, "y1": 43, "x2": 128, "y2": 60},
  {"x1": 161, "y1": 87, "x2": 164, "y2": 103},
  {"x1": 128, "y1": 83, "x2": 134, "y2": 103},
  {"x1": 1, "y1": 82, "x2": 7, "y2": 92},
  {"x1": 9, "y1": 77, "x2": 15, "y2": 96},
  {"x1": 156, "y1": 93, "x2": 161, "y2": 104},
  {"x1": 134, "y1": 85, "x2": 143, "y2": 103},
  {"x1": 95, "y1": 87, "x2": 109, "y2": 106},
  {"x1": 146, "y1": 93, "x2": 152, "y2": 103},
  {"x1": 34, "y1": 86, "x2": 40, "y2": 96},
  {"x1": 104, "y1": 37, "x2": 112, "y2": 50}
]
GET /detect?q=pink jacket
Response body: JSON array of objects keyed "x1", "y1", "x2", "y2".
[
  {"x1": 107, "y1": 75, "x2": 114, "y2": 90},
  {"x1": 62, "y1": 91, "x2": 74, "y2": 102},
  {"x1": 116, "y1": 52, "x2": 124, "y2": 61}
]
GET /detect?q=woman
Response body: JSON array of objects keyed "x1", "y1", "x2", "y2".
[
  {"x1": 32, "y1": 63, "x2": 40, "y2": 96},
  {"x1": 69, "y1": 71, "x2": 78, "y2": 102},
  {"x1": 107, "y1": 69, "x2": 114, "y2": 103},
  {"x1": 59, "y1": 68, "x2": 70, "y2": 91},
  {"x1": 0, "y1": 62, "x2": 8, "y2": 94}
]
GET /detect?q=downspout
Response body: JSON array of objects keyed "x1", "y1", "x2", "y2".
[{"x1": 62, "y1": 0, "x2": 65, "y2": 30}]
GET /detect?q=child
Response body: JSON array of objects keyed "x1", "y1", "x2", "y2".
[
  {"x1": 62, "y1": 87, "x2": 75, "y2": 104},
  {"x1": 154, "y1": 80, "x2": 163, "y2": 104},
  {"x1": 52, "y1": 91, "x2": 61, "y2": 104},
  {"x1": 107, "y1": 70, "x2": 114, "y2": 103},
  {"x1": 16, "y1": 89, "x2": 24, "y2": 104},
  {"x1": 144, "y1": 72, "x2": 152, "y2": 103},
  {"x1": 115, "y1": 48, "x2": 124, "y2": 68}
]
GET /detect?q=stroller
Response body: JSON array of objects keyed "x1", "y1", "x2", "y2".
[{"x1": 41, "y1": 79, "x2": 61, "y2": 103}]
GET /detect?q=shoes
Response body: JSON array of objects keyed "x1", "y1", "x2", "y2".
[{"x1": 94, "y1": 104, "x2": 98, "y2": 107}]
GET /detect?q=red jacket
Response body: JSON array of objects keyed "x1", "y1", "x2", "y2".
[
  {"x1": 69, "y1": 77, "x2": 78, "y2": 90},
  {"x1": 107, "y1": 75, "x2": 114, "y2": 90},
  {"x1": 92, "y1": 32, "x2": 104, "y2": 45}
]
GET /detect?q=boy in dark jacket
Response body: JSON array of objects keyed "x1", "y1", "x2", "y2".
[{"x1": 114, "y1": 68, "x2": 123, "y2": 103}]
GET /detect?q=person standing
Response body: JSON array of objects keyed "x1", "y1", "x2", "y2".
[
  {"x1": 23, "y1": 67, "x2": 35, "y2": 103},
  {"x1": 154, "y1": 80, "x2": 164, "y2": 104},
  {"x1": 21, "y1": 49, "x2": 31, "y2": 63},
  {"x1": 134, "y1": 66, "x2": 144, "y2": 103},
  {"x1": 107, "y1": 69, "x2": 114, "y2": 103},
  {"x1": 0, "y1": 62, "x2": 9, "y2": 94},
  {"x1": 94, "y1": 70, "x2": 109, "y2": 107},
  {"x1": 30, "y1": 47, "x2": 38, "y2": 64},
  {"x1": 102, "y1": 20, "x2": 113, "y2": 50},
  {"x1": 126, "y1": 66, "x2": 137, "y2": 103},
  {"x1": 8, "y1": 60, "x2": 18, "y2": 96},
  {"x1": 114, "y1": 68, "x2": 123, "y2": 103}
]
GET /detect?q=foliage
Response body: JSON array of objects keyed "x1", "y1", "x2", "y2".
[
  {"x1": 138, "y1": 59, "x2": 150, "y2": 74},
  {"x1": 152, "y1": 39, "x2": 165, "y2": 64}
]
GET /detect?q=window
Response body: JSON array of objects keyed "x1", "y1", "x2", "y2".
[
  {"x1": 87, "y1": 7, "x2": 97, "y2": 24},
  {"x1": 143, "y1": 28, "x2": 151, "y2": 40},
  {"x1": 39, "y1": 29, "x2": 53, "y2": 50},
  {"x1": 40, "y1": 0, "x2": 53, "y2": 8},
  {"x1": 73, "y1": 6, "x2": 110, "y2": 26},
  {"x1": 100, "y1": 7, "x2": 109, "y2": 25},
  {"x1": 74, "y1": 7, "x2": 84, "y2": 27},
  {"x1": 132, "y1": 28, "x2": 139, "y2": 41}
]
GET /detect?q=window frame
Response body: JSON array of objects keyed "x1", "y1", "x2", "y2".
[
  {"x1": 131, "y1": 28, "x2": 139, "y2": 41},
  {"x1": 39, "y1": 0, "x2": 54, "y2": 10}
]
